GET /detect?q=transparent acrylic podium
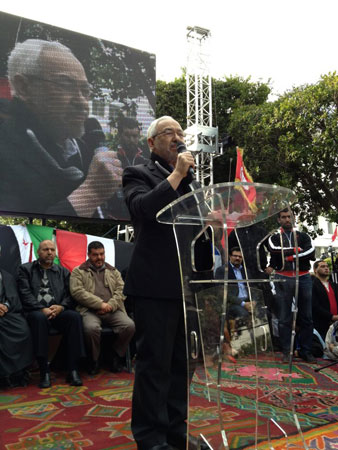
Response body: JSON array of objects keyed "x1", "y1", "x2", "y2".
[{"x1": 157, "y1": 182, "x2": 309, "y2": 450}]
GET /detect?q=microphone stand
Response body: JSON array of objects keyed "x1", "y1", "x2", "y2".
[{"x1": 314, "y1": 359, "x2": 338, "y2": 372}]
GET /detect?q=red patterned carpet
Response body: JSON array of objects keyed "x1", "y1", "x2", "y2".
[
  {"x1": 1, "y1": 360, "x2": 338, "y2": 450},
  {"x1": 1, "y1": 370, "x2": 135, "y2": 450}
]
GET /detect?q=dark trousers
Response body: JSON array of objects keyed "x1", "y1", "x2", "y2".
[
  {"x1": 81, "y1": 309, "x2": 135, "y2": 361},
  {"x1": 131, "y1": 296, "x2": 187, "y2": 450},
  {"x1": 26, "y1": 309, "x2": 86, "y2": 371},
  {"x1": 275, "y1": 273, "x2": 313, "y2": 354}
]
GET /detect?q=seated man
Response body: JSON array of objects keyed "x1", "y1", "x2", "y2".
[
  {"x1": 70, "y1": 241, "x2": 135, "y2": 374},
  {"x1": 215, "y1": 246, "x2": 255, "y2": 331},
  {"x1": 18, "y1": 240, "x2": 85, "y2": 388},
  {"x1": 0, "y1": 245, "x2": 33, "y2": 387},
  {"x1": 324, "y1": 321, "x2": 338, "y2": 360},
  {"x1": 312, "y1": 260, "x2": 338, "y2": 340}
]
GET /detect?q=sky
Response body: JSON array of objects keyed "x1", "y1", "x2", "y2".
[{"x1": 1, "y1": 0, "x2": 338, "y2": 96}]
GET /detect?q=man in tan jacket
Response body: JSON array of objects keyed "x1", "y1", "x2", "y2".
[{"x1": 70, "y1": 241, "x2": 135, "y2": 374}]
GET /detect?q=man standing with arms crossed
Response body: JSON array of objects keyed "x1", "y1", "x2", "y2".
[{"x1": 123, "y1": 116, "x2": 206, "y2": 450}]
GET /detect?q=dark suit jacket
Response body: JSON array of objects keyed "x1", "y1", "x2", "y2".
[
  {"x1": 215, "y1": 262, "x2": 247, "y2": 306},
  {"x1": 122, "y1": 153, "x2": 193, "y2": 299},
  {"x1": 312, "y1": 277, "x2": 338, "y2": 338},
  {"x1": 228, "y1": 225, "x2": 268, "y2": 279}
]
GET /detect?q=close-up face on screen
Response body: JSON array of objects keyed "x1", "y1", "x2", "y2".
[{"x1": 0, "y1": 11, "x2": 155, "y2": 221}]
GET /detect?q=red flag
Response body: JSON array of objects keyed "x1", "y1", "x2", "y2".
[
  {"x1": 332, "y1": 225, "x2": 338, "y2": 242},
  {"x1": 234, "y1": 147, "x2": 257, "y2": 213},
  {"x1": 55, "y1": 229, "x2": 116, "y2": 272},
  {"x1": 56, "y1": 230, "x2": 87, "y2": 272}
]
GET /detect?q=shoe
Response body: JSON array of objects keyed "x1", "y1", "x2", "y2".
[
  {"x1": 66, "y1": 370, "x2": 83, "y2": 386},
  {"x1": 110, "y1": 355, "x2": 125, "y2": 373},
  {"x1": 167, "y1": 432, "x2": 209, "y2": 450},
  {"x1": 282, "y1": 353, "x2": 290, "y2": 364},
  {"x1": 299, "y1": 352, "x2": 317, "y2": 363},
  {"x1": 88, "y1": 360, "x2": 100, "y2": 376},
  {"x1": 39, "y1": 372, "x2": 51, "y2": 389}
]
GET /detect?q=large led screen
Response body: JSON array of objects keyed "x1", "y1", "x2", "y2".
[{"x1": 0, "y1": 11, "x2": 155, "y2": 221}]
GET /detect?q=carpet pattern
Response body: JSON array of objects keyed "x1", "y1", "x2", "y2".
[
  {"x1": 189, "y1": 358, "x2": 338, "y2": 449},
  {"x1": 1, "y1": 360, "x2": 337, "y2": 449}
]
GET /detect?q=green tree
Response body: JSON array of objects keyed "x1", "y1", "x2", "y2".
[
  {"x1": 213, "y1": 75, "x2": 271, "y2": 139},
  {"x1": 156, "y1": 74, "x2": 271, "y2": 137},
  {"x1": 156, "y1": 75, "x2": 187, "y2": 127},
  {"x1": 226, "y1": 73, "x2": 338, "y2": 226}
]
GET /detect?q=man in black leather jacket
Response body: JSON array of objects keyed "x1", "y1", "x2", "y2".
[{"x1": 18, "y1": 240, "x2": 86, "y2": 388}]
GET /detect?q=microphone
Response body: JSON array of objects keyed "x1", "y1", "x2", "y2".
[{"x1": 176, "y1": 141, "x2": 195, "y2": 179}]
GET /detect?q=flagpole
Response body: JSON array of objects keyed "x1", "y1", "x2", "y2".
[
  {"x1": 224, "y1": 157, "x2": 233, "y2": 213},
  {"x1": 331, "y1": 225, "x2": 338, "y2": 284},
  {"x1": 228, "y1": 157, "x2": 232, "y2": 182}
]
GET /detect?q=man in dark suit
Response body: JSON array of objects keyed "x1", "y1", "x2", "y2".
[
  {"x1": 123, "y1": 116, "x2": 203, "y2": 450},
  {"x1": 312, "y1": 260, "x2": 338, "y2": 340},
  {"x1": 215, "y1": 247, "x2": 254, "y2": 323}
]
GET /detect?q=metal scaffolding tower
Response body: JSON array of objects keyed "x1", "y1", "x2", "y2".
[{"x1": 185, "y1": 26, "x2": 220, "y2": 187}]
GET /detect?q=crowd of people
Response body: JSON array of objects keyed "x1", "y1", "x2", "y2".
[
  {"x1": 2, "y1": 115, "x2": 337, "y2": 450},
  {"x1": 214, "y1": 212, "x2": 338, "y2": 365},
  {"x1": 0, "y1": 240, "x2": 134, "y2": 389}
]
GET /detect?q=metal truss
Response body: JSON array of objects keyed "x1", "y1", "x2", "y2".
[
  {"x1": 117, "y1": 224, "x2": 134, "y2": 242},
  {"x1": 186, "y1": 26, "x2": 221, "y2": 187},
  {"x1": 186, "y1": 26, "x2": 212, "y2": 128}
]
